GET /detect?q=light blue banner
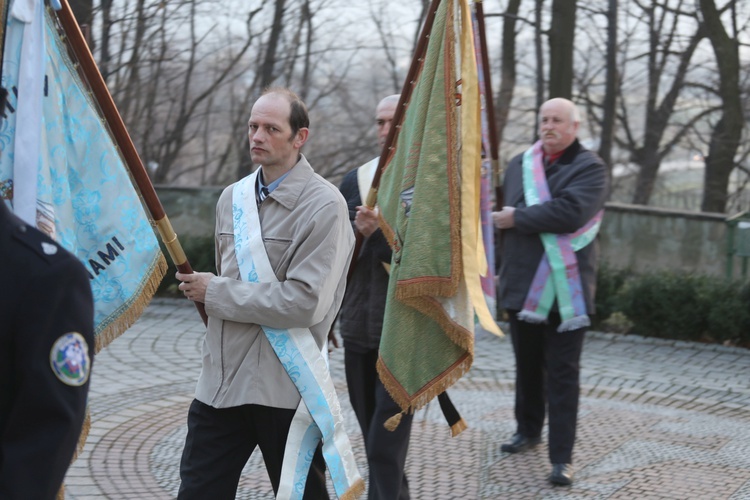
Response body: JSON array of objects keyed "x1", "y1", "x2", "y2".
[{"x1": 1, "y1": 6, "x2": 165, "y2": 349}]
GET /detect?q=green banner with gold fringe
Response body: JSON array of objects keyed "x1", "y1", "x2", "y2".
[{"x1": 377, "y1": 0, "x2": 500, "y2": 415}]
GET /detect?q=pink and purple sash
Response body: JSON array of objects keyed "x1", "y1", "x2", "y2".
[{"x1": 517, "y1": 141, "x2": 603, "y2": 332}]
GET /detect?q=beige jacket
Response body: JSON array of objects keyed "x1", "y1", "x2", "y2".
[{"x1": 196, "y1": 155, "x2": 354, "y2": 409}]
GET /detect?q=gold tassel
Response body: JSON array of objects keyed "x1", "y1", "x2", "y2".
[
  {"x1": 384, "y1": 411, "x2": 404, "y2": 431},
  {"x1": 340, "y1": 478, "x2": 366, "y2": 500},
  {"x1": 74, "y1": 409, "x2": 91, "y2": 459},
  {"x1": 450, "y1": 418, "x2": 468, "y2": 437}
]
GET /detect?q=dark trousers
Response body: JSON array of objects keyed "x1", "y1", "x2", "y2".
[
  {"x1": 508, "y1": 312, "x2": 586, "y2": 464},
  {"x1": 345, "y1": 348, "x2": 412, "y2": 500},
  {"x1": 178, "y1": 399, "x2": 328, "y2": 500}
]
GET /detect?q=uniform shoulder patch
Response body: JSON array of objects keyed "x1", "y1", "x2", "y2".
[{"x1": 50, "y1": 332, "x2": 91, "y2": 386}]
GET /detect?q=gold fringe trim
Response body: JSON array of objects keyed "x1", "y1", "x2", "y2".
[
  {"x1": 61, "y1": 407, "x2": 91, "y2": 500},
  {"x1": 443, "y1": 0, "x2": 463, "y2": 304},
  {"x1": 340, "y1": 477, "x2": 366, "y2": 500},
  {"x1": 378, "y1": 215, "x2": 397, "y2": 258},
  {"x1": 450, "y1": 418, "x2": 468, "y2": 437},
  {"x1": 73, "y1": 408, "x2": 91, "y2": 460},
  {"x1": 377, "y1": 0, "x2": 462, "y2": 304},
  {"x1": 402, "y1": 294, "x2": 475, "y2": 353},
  {"x1": 94, "y1": 252, "x2": 167, "y2": 353},
  {"x1": 384, "y1": 411, "x2": 404, "y2": 431},
  {"x1": 372, "y1": 0, "x2": 475, "y2": 427},
  {"x1": 395, "y1": 277, "x2": 458, "y2": 301},
  {"x1": 377, "y1": 354, "x2": 473, "y2": 415}
]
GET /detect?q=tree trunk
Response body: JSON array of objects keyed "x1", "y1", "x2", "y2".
[
  {"x1": 534, "y1": 0, "x2": 545, "y2": 136},
  {"x1": 259, "y1": 0, "x2": 287, "y2": 89},
  {"x1": 68, "y1": 0, "x2": 93, "y2": 44},
  {"x1": 97, "y1": 0, "x2": 113, "y2": 82},
  {"x1": 119, "y1": 0, "x2": 148, "y2": 123},
  {"x1": 627, "y1": 4, "x2": 704, "y2": 205},
  {"x1": 632, "y1": 150, "x2": 663, "y2": 205},
  {"x1": 412, "y1": 0, "x2": 431, "y2": 56},
  {"x1": 598, "y1": 0, "x2": 617, "y2": 172},
  {"x1": 699, "y1": 0, "x2": 743, "y2": 213},
  {"x1": 495, "y1": 0, "x2": 520, "y2": 153},
  {"x1": 548, "y1": 0, "x2": 576, "y2": 99}
]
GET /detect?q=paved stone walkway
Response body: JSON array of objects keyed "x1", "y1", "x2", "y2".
[{"x1": 64, "y1": 299, "x2": 750, "y2": 499}]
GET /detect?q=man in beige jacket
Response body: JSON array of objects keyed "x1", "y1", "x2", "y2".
[{"x1": 175, "y1": 88, "x2": 356, "y2": 499}]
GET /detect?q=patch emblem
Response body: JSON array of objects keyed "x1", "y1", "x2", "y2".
[{"x1": 50, "y1": 332, "x2": 91, "y2": 386}]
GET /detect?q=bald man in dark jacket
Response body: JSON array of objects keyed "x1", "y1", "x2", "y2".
[{"x1": 494, "y1": 98, "x2": 609, "y2": 487}]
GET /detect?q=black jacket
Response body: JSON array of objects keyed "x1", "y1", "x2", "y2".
[
  {"x1": 499, "y1": 140, "x2": 609, "y2": 314},
  {"x1": 0, "y1": 201, "x2": 95, "y2": 499},
  {"x1": 337, "y1": 167, "x2": 392, "y2": 352}
]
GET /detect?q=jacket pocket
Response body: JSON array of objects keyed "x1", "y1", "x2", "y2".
[{"x1": 262, "y1": 238, "x2": 293, "y2": 277}]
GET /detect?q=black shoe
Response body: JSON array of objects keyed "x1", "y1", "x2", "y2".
[
  {"x1": 548, "y1": 463, "x2": 573, "y2": 485},
  {"x1": 500, "y1": 433, "x2": 541, "y2": 453}
]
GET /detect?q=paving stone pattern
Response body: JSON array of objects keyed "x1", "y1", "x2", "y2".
[{"x1": 64, "y1": 299, "x2": 750, "y2": 499}]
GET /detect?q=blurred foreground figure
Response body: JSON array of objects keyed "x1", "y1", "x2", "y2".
[{"x1": 0, "y1": 191, "x2": 95, "y2": 499}]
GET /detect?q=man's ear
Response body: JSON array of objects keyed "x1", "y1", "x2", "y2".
[{"x1": 294, "y1": 128, "x2": 309, "y2": 149}]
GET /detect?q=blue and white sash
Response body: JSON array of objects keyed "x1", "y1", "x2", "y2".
[{"x1": 232, "y1": 171, "x2": 363, "y2": 500}]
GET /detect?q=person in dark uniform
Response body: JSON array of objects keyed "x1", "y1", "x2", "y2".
[{"x1": 0, "y1": 193, "x2": 95, "y2": 498}]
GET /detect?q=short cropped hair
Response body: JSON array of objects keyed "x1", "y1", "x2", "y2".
[
  {"x1": 539, "y1": 97, "x2": 580, "y2": 123},
  {"x1": 262, "y1": 87, "x2": 310, "y2": 136}
]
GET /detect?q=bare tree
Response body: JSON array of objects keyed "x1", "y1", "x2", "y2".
[
  {"x1": 534, "y1": 0, "x2": 545, "y2": 119},
  {"x1": 698, "y1": 0, "x2": 744, "y2": 212},
  {"x1": 618, "y1": 0, "x2": 708, "y2": 205},
  {"x1": 259, "y1": 0, "x2": 287, "y2": 89},
  {"x1": 411, "y1": 0, "x2": 431, "y2": 55},
  {"x1": 598, "y1": 0, "x2": 618, "y2": 171},
  {"x1": 369, "y1": 1, "x2": 406, "y2": 93},
  {"x1": 69, "y1": 0, "x2": 94, "y2": 49},
  {"x1": 97, "y1": 0, "x2": 113, "y2": 80},
  {"x1": 548, "y1": 0, "x2": 577, "y2": 99},
  {"x1": 495, "y1": 0, "x2": 522, "y2": 153}
]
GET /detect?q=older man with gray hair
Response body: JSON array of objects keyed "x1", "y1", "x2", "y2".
[{"x1": 493, "y1": 98, "x2": 609, "y2": 486}]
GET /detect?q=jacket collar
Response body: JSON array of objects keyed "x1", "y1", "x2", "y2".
[
  {"x1": 263, "y1": 154, "x2": 313, "y2": 211},
  {"x1": 557, "y1": 139, "x2": 583, "y2": 165}
]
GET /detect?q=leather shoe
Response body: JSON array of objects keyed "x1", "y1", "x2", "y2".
[
  {"x1": 548, "y1": 463, "x2": 573, "y2": 485},
  {"x1": 500, "y1": 433, "x2": 541, "y2": 453}
]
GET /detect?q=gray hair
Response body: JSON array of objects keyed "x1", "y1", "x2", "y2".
[
  {"x1": 377, "y1": 94, "x2": 400, "y2": 111},
  {"x1": 540, "y1": 98, "x2": 580, "y2": 123}
]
